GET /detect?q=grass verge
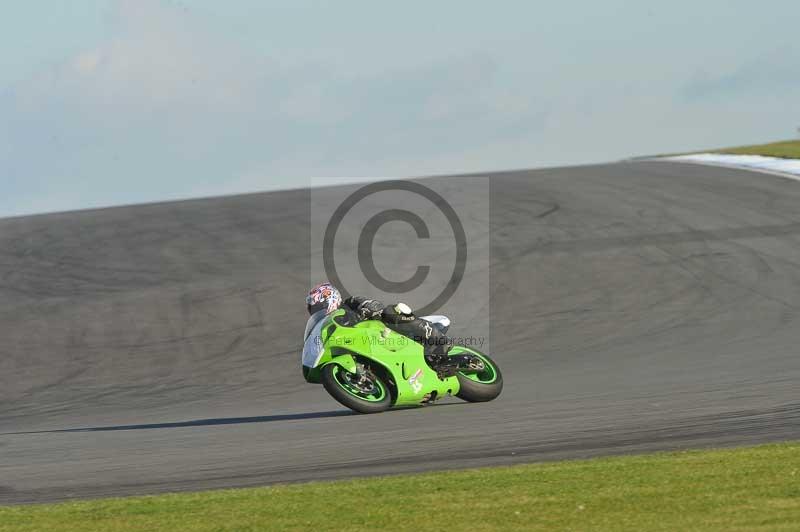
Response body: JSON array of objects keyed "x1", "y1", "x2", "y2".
[
  {"x1": 1, "y1": 442, "x2": 799, "y2": 531},
  {"x1": 714, "y1": 139, "x2": 800, "y2": 159}
]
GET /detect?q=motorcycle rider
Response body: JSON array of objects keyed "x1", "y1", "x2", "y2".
[{"x1": 305, "y1": 282, "x2": 451, "y2": 361}]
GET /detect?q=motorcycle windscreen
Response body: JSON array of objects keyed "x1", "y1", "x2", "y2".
[
  {"x1": 301, "y1": 311, "x2": 328, "y2": 368},
  {"x1": 304, "y1": 310, "x2": 328, "y2": 341}
]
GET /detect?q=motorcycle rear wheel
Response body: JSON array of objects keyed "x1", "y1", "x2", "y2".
[{"x1": 449, "y1": 347, "x2": 503, "y2": 402}]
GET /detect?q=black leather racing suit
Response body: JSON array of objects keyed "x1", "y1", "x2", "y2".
[{"x1": 334, "y1": 296, "x2": 450, "y2": 356}]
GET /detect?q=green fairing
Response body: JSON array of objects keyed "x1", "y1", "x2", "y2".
[
  {"x1": 333, "y1": 353, "x2": 358, "y2": 373},
  {"x1": 303, "y1": 310, "x2": 461, "y2": 407}
]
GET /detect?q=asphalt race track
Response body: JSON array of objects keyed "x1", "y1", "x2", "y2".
[{"x1": 2, "y1": 160, "x2": 800, "y2": 504}]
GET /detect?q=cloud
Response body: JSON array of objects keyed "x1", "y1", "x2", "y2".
[
  {"x1": 680, "y1": 45, "x2": 800, "y2": 102},
  {"x1": 1, "y1": 0, "x2": 552, "y2": 217},
  {"x1": 72, "y1": 50, "x2": 102, "y2": 74}
]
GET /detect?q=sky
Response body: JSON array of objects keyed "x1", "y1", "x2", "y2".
[{"x1": 1, "y1": 0, "x2": 799, "y2": 218}]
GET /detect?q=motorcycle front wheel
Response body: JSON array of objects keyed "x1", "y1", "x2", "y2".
[{"x1": 321, "y1": 363, "x2": 393, "y2": 414}]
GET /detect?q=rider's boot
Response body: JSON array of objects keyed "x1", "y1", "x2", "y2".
[{"x1": 424, "y1": 340, "x2": 451, "y2": 370}]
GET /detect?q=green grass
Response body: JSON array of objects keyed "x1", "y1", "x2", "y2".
[
  {"x1": 654, "y1": 139, "x2": 800, "y2": 159},
  {"x1": 714, "y1": 140, "x2": 800, "y2": 159},
  {"x1": 2, "y1": 442, "x2": 799, "y2": 532}
]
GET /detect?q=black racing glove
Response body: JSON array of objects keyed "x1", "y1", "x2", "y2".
[{"x1": 343, "y1": 296, "x2": 384, "y2": 321}]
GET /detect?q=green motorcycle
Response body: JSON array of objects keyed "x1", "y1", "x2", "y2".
[{"x1": 302, "y1": 310, "x2": 503, "y2": 413}]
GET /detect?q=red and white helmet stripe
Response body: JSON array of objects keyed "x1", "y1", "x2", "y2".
[{"x1": 306, "y1": 282, "x2": 342, "y2": 314}]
